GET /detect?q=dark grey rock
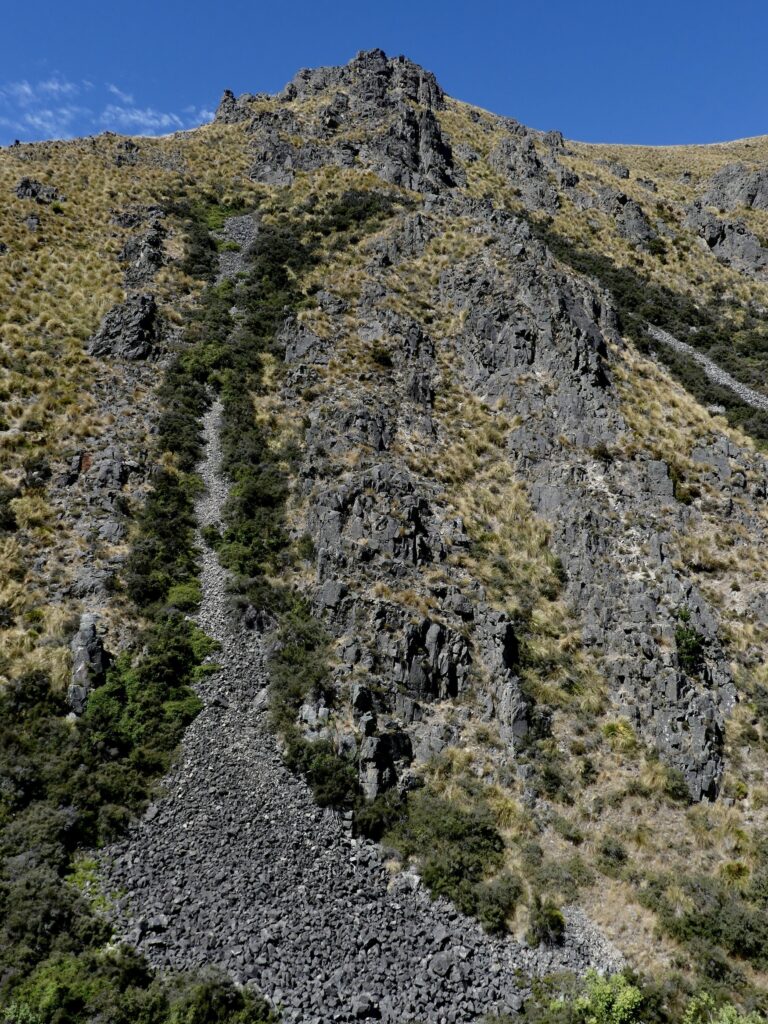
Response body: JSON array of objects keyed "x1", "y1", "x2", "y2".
[
  {"x1": 280, "y1": 49, "x2": 445, "y2": 112},
  {"x1": 14, "y1": 177, "x2": 62, "y2": 203},
  {"x1": 595, "y1": 188, "x2": 656, "y2": 245},
  {"x1": 685, "y1": 201, "x2": 768, "y2": 276},
  {"x1": 215, "y1": 89, "x2": 259, "y2": 124},
  {"x1": 119, "y1": 222, "x2": 165, "y2": 286},
  {"x1": 597, "y1": 159, "x2": 629, "y2": 179},
  {"x1": 87, "y1": 293, "x2": 161, "y2": 360},
  {"x1": 702, "y1": 162, "x2": 768, "y2": 211},
  {"x1": 67, "y1": 613, "x2": 110, "y2": 713}
]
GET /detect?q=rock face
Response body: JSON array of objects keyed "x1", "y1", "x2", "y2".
[
  {"x1": 280, "y1": 48, "x2": 446, "y2": 111},
  {"x1": 215, "y1": 88, "x2": 259, "y2": 124},
  {"x1": 119, "y1": 219, "x2": 165, "y2": 287},
  {"x1": 595, "y1": 188, "x2": 657, "y2": 246},
  {"x1": 87, "y1": 293, "x2": 161, "y2": 360},
  {"x1": 702, "y1": 161, "x2": 768, "y2": 211},
  {"x1": 67, "y1": 613, "x2": 109, "y2": 713},
  {"x1": 685, "y1": 201, "x2": 768, "y2": 277},
  {"x1": 224, "y1": 49, "x2": 457, "y2": 192},
  {"x1": 14, "y1": 177, "x2": 62, "y2": 203}
]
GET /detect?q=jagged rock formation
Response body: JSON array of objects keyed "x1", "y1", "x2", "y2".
[
  {"x1": 118, "y1": 216, "x2": 165, "y2": 287},
  {"x1": 87, "y1": 293, "x2": 161, "y2": 360},
  {"x1": 67, "y1": 613, "x2": 109, "y2": 713}
]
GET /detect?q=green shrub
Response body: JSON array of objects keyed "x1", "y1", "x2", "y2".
[
  {"x1": 122, "y1": 471, "x2": 199, "y2": 610},
  {"x1": 166, "y1": 580, "x2": 202, "y2": 611},
  {"x1": 285, "y1": 737, "x2": 358, "y2": 809},
  {"x1": 476, "y1": 873, "x2": 524, "y2": 934},
  {"x1": 527, "y1": 894, "x2": 566, "y2": 946},
  {"x1": 641, "y1": 869, "x2": 768, "y2": 973},
  {"x1": 385, "y1": 788, "x2": 509, "y2": 926},
  {"x1": 597, "y1": 836, "x2": 628, "y2": 877},
  {"x1": 675, "y1": 609, "x2": 706, "y2": 676},
  {"x1": 0, "y1": 483, "x2": 19, "y2": 532},
  {"x1": 268, "y1": 602, "x2": 331, "y2": 733}
]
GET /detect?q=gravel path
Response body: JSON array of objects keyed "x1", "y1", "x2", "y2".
[
  {"x1": 648, "y1": 324, "x2": 768, "y2": 413},
  {"x1": 100, "y1": 400, "x2": 623, "y2": 1024}
]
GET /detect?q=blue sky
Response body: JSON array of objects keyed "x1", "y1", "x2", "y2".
[{"x1": 0, "y1": 0, "x2": 765, "y2": 147}]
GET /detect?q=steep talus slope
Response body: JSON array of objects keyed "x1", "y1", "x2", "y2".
[
  {"x1": 4, "y1": 46, "x2": 768, "y2": 1022},
  {"x1": 102, "y1": 401, "x2": 619, "y2": 1024}
]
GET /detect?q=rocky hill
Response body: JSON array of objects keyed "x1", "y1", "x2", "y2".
[{"x1": 3, "y1": 48, "x2": 768, "y2": 1024}]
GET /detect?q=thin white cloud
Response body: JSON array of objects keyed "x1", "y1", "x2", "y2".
[
  {"x1": 0, "y1": 74, "x2": 215, "y2": 143},
  {"x1": 99, "y1": 103, "x2": 185, "y2": 133},
  {"x1": 21, "y1": 104, "x2": 91, "y2": 138},
  {"x1": 107, "y1": 83, "x2": 134, "y2": 104},
  {"x1": 38, "y1": 77, "x2": 80, "y2": 98},
  {"x1": 0, "y1": 80, "x2": 36, "y2": 106}
]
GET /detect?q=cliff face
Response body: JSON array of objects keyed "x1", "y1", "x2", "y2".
[
  {"x1": 201, "y1": 49, "x2": 764, "y2": 803},
  {"x1": 4, "y1": 47, "x2": 768, "y2": 1019}
]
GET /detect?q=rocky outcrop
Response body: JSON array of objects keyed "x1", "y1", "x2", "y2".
[
  {"x1": 702, "y1": 161, "x2": 768, "y2": 211},
  {"x1": 685, "y1": 201, "x2": 768, "y2": 277},
  {"x1": 227, "y1": 50, "x2": 457, "y2": 192},
  {"x1": 281, "y1": 48, "x2": 445, "y2": 112},
  {"x1": 596, "y1": 188, "x2": 656, "y2": 246},
  {"x1": 430, "y1": 200, "x2": 735, "y2": 800},
  {"x1": 119, "y1": 219, "x2": 165, "y2": 287},
  {"x1": 488, "y1": 134, "x2": 559, "y2": 212},
  {"x1": 14, "y1": 177, "x2": 63, "y2": 203},
  {"x1": 596, "y1": 159, "x2": 629, "y2": 179},
  {"x1": 67, "y1": 613, "x2": 109, "y2": 714},
  {"x1": 114, "y1": 139, "x2": 140, "y2": 167},
  {"x1": 362, "y1": 104, "x2": 456, "y2": 190},
  {"x1": 215, "y1": 88, "x2": 260, "y2": 124},
  {"x1": 87, "y1": 293, "x2": 161, "y2": 360}
]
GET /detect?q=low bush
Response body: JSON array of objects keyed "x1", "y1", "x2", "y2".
[
  {"x1": 384, "y1": 788, "x2": 517, "y2": 928},
  {"x1": 527, "y1": 893, "x2": 566, "y2": 946},
  {"x1": 0, "y1": 483, "x2": 19, "y2": 532},
  {"x1": 122, "y1": 471, "x2": 199, "y2": 611},
  {"x1": 675, "y1": 610, "x2": 706, "y2": 676},
  {"x1": 597, "y1": 836, "x2": 628, "y2": 878},
  {"x1": 641, "y1": 866, "x2": 768, "y2": 974},
  {"x1": 6, "y1": 951, "x2": 276, "y2": 1024}
]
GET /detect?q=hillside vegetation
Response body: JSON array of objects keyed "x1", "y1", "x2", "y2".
[{"x1": 3, "y1": 48, "x2": 768, "y2": 1023}]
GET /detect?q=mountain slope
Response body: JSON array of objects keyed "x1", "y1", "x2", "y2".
[{"x1": 3, "y1": 47, "x2": 768, "y2": 1023}]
